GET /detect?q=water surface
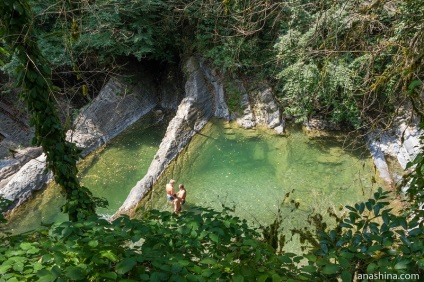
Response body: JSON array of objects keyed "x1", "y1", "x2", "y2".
[
  {"x1": 136, "y1": 119, "x2": 381, "y2": 252},
  {"x1": 3, "y1": 116, "x2": 381, "y2": 253}
]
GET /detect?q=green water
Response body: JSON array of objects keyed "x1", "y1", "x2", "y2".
[
  {"x1": 2, "y1": 113, "x2": 168, "y2": 233},
  {"x1": 136, "y1": 119, "x2": 380, "y2": 252},
  {"x1": 78, "y1": 114, "x2": 168, "y2": 215},
  {"x1": 4, "y1": 115, "x2": 380, "y2": 252}
]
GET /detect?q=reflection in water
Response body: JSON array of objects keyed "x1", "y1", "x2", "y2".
[
  {"x1": 2, "y1": 112, "x2": 168, "y2": 234},
  {"x1": 136, "y1": 119, "x2": 381, "y2": 253}
]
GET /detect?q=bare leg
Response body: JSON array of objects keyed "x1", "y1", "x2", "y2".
[{"x1": 173, "y1": 199, "x2": 181, "y2": 214}]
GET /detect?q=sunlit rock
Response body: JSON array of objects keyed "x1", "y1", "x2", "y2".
[
  {"x1": 0, "y1": 154, "x2": 51, "y2": 210},
  {"x1": 236, "y1": 84, "x2": 285, "y2": 134},
  {"x1": 67, "y1": 77, "x2": 158, "y2": 156},
  {"x1": 366, "y1": 121, "x2": 422, "y2": 188}
]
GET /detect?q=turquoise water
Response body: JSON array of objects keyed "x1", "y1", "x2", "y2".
[
  {"x1": 136, "y1": 119, "x2": 380, "y2": 252},
  {"x1": 3, "y1": 115, "x2": 380, "y2": 252},
  {"x1": 2, "y1": 113, "x2": 168, "y2": 233}
]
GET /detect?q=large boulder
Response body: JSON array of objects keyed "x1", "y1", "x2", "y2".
[
  {"x1": 251, "y1": 87, "x2": 284, "y2": 134},
  {"x1": 0, "y1": 147, "x2": 43, "y2": 189},
  {"x1": 366, "y1": 121, "x2": 422, "y2": 187},
  {"x1": 67, "y1": 77, "x2": 158, "y2": 156},
  {"x1": 0, "y1": 154, "x2": 51, "y2": 210}
]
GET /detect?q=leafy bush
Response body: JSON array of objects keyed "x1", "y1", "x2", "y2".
[
  {"x1": 0, "y1": 207, "x2": 303, "y2": 281},
  {"x1": 1, "y1": 188, "x2": 423, "y2": 281}
]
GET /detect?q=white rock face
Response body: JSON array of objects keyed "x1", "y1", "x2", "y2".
[{"x1": 366, "y1": 121, "x2": 422, "y2": 187}]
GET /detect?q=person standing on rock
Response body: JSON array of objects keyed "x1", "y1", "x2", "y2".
[
  {"x1": 165, "y1": 179, "x2": 180, "y2": 214},
  {"x1": 177, "y1": 184, "x2": 186, "y2": 206}
]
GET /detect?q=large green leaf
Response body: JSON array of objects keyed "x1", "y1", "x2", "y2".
[
  {"x1": 116, "y1": 258, "x2": 137, "y2": 275},
  {"x1": 64, "y1": 266, "x2": 86, "y2": 281}
]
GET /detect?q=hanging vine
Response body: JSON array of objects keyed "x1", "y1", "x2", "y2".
[{"x1": 0, "y1": 0, "x2": 100, "y2": 221}]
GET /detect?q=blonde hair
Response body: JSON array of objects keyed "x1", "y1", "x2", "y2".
[{"x1": 170, "y1": 179, "x2": 176, "y2": 184}]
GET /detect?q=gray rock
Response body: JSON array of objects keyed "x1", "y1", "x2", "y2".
[
  {"x1": 236, "y1": 85, "x2": 285, "y2": 134},
  {"x1": 0, "y1": 111, "x2": 33, "y2": 159},
  {"x1": 303, "y1": 118, "x2": 341, "y2": 131},
  {"x1": 0, "y1": 154, "x2": 51, "y2": 210},
  {"x1": 67, "y1": 77, "x2": 158, "y2": 156},
  {"x1": 200, "y1": 61, "x2": 231, "y2": 120},
  {"x1": 365, "y1": 132, "x2": 393, "y2": 186},
  {"x1": 237, "y1": 93, "x2": 256, "y2": 129},
  {"x1": 159, "y1": 67, "x2": 185, "y2": 110},
  {"x1": 366, "y1": 121, "x2": 422, "y2": 187},
  {"x1": 0, "y1": 147, "x2": 43, "y2": 188}
]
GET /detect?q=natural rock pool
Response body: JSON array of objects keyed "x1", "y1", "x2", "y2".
[
  {"x1": 135, "y1": 119, "x2": 381, "y2": 252},
  {"x1": 3, "y1": 116, "x2": 382, "y2": 252}
]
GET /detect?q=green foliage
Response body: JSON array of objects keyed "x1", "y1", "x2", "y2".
[
  {"x1": 0, "y1": 198, "x2": 12, "y2": 223},
  {"x1": 178, "y1": 0, "x2": 280, "y2": 74},
  {"x1": 308, "y1": 188, "x2": 423, "y2": 280},
  {"x1": 74, "y1": 0, "x2": 175, "y2": 62},
  {"x1": 1, "y1": 1, "x2": 423, "y2": 279},
  {"x1": 224, "y1": 80, "x2": 243, "y2": 114},
  {"x1": 1, "y1": 188, "x2": 423, "y2": 281},
  {"x1": 274, "y1": 0, "x2": 423, "y2": 128},
  {"x1": 2, "y1": 0, "x2": 421, "y2": 130},
  {"x1": 26, "y1": 0, "x2": 179, "y2": 67},
  {"x1": 0, "y1": 0, "x2": 100, "y2": 221},
  {"x1": 0, "y1": 208, "x2": 303, "y2": 281}
]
